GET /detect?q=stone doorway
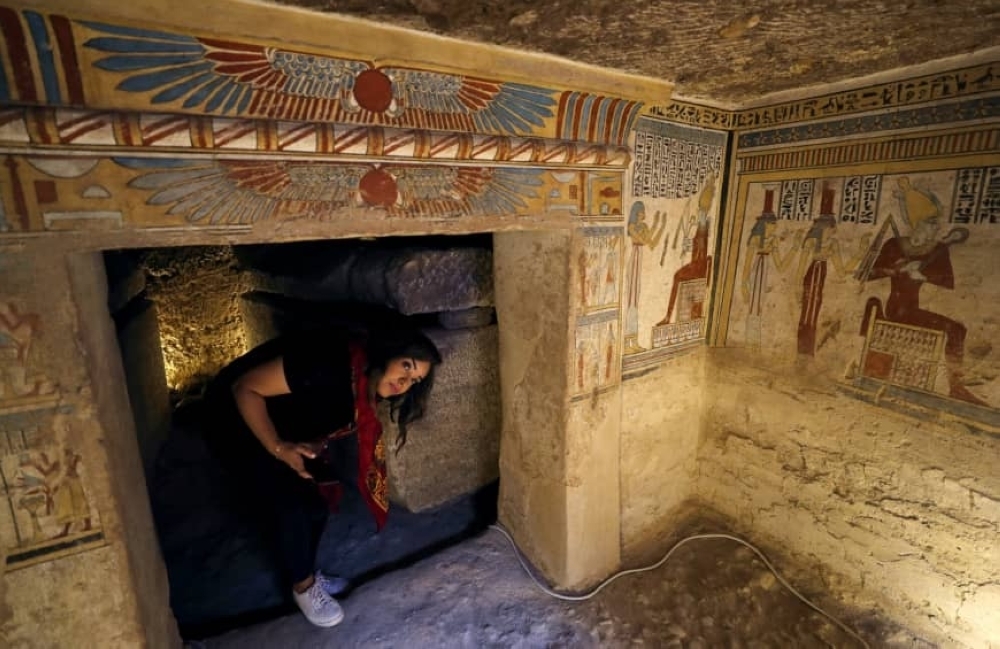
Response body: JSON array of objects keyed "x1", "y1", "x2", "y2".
[{"x1": 104, "y1": 234, "x2": 506, "y2": 637}]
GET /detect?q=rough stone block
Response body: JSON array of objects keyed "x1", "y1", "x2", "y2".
[
  {"x1": 386, "y1": 324, "x2": 501, "y2": 511},
  {"x1": 114, "y1": 298, "x2": 172, "y2": 474},
  {"x1": 240, "y1": 241, "x2": 494, "y2": 314}
]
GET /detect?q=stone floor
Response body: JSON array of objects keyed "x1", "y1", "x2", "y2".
[
  {"x1": 150, "y1": 413, "x2": 496, "y2": 638},
  {"x1": 154, "y1": 409, "x2": 933, "y2": 648},
  {"x1": 190, "y1": 525, "x2": 934, "y2": 649}
]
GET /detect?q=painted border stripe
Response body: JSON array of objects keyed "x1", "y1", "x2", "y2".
[
  {"x1": 25, "y1": 11, "x2": 59, "y2": 103},
  {"x1": 51, "y1": 15, "x2": 84, "y2": 104},
  {"x1": 0, "y1": 7, "x2": 37, "y2": 101}
]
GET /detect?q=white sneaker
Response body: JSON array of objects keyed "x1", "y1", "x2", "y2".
[
  {"x1": 315, "y1": 571, "x2": 350, "y2": 597},
  {"x1": 293, "y1": 580, "x2": 344, "y2": 627}
]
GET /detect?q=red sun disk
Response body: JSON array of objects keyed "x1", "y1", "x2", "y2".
[
  {"x1": 359, "y1": 169, "x2": 398, "y2": 208},
  {"x1": 353, "y1": 69, "x2": 394, "y2": 113}
]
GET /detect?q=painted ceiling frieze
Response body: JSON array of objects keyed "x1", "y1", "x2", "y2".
[
  {"x1": 738, "y1": 127, "x2": 1000, "y2": 173},
  {"x1": 0, "y1": 5, "x2": 643, "y2": 144},
  {"x1": 79, "y1": 21, "x2": 556, "y2": 134},
  {"x1": 652, "y1": 62, "x2": 999, "y2": 132},
  {"x1": 0, "y1": 106, "x2": 632, "y2": 167},
  {"x1": 2, "y1": 153, "x2": 620, "y2": 232},
  {"x1": 738, "y1": 97, "x2": 1000, "y2": 149},
  {"x1": 113, "y1": 158, "x2": 546, "y2": 222}
]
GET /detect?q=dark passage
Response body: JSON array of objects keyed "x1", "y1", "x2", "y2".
[{"x1": 150, "y1": 401, "x2": 498, "y2": 639}]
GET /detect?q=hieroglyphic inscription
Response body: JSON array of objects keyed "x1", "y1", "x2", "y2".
[
  {"x1": 648, "y1": 101, "x2": 735, "y2": 130},
  {"x1": 952, "y1": 166, "x2": 1000, "y2": 225},
  {"x1": 734, "y1": 64, "x2": 999, "y2": 130},
  {"x1": 652, "y1": 65, "x2": 999, "y2": 132},
  {"x1": 632, "y1": 118, "x2": 725, "y2": 199},
  {"x1": 978, "y1": 167, "x2": 1000, "y2": 224},
  {"x1": 951, "y1": 168, "x2": 985, "y2": 224},
  {"x1": 842, "y1": 175, "x2": 882, "y2": 224},
  {"x1": 778, "y1": 179, "x2": 815, "y2": 221}
]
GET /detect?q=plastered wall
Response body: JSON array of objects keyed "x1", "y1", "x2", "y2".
[
  {"x1": 702, "y1": 72, "x2": 1000, "y2": 645},
  {"x1": 0, "y1": 248, "x2": 175, "y2": 648}
]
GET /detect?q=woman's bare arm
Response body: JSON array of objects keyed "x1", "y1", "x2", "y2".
[{"x1": 231, "y1": 356, "x2": 315, "y2": 479}]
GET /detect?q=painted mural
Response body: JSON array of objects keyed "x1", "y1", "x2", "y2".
[
  {"x1": 0, "y1": 5, "x2": 644, "y2": 144},
  {"x1": 726, "y1": 167, "x2": 1000, "y2": 432},
  {"x1": 572, "y1": 224, "x2": 623, "y2": 400},
  {"x1": 0, "y1": 300, "x2": 104, "y2": 570},
  {"x1": 620, "y1": 118, "x2": 726, "y2": 377},
  {"x1": 0, "y1": 106, "x2": 632, "y2": 165},
  {"x1": 0, "y1": 153, "x2": 628, "y2": 230}
]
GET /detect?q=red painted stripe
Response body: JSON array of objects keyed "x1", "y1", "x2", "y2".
[
  {"x1": 279, "y1": 124, "x2": 313, "y2": 149},
  {"x1": 556, "y1": 92, "x2": 571, "y2": 139},
  {"x1": 144, "y1": 121, "x2": 188, "y2": 145},
  {"x1": 508, "y1": 139, "x2": 533, "y2": 157},
  {"x1": 199, "y1": 38, "x2": 265, "y2": 54},
  {"x1": 587, "y1": 100, "x2": 601, "y2": 142},
  {"x1": 571, "y1": 95, "x2": 586, "y2": 141},
  {"x1": 50, "y1": 15, "x2": 84, "y2": 105},
  {"x1": 56, "y1": 109, "x2": 105, "y2": 130},
  {"x1": 142, "y1": 115, "x2": 184, "y2": 133},
  {"x1": 382, "y1": 133, "x2": 414, "y2": 155},
  {"x1": 335, "y1": 128, "x2": 367, "y2": 152},
  {"x1": 61, "y1": 118, "x2": 109, "y2": 143},
  {"x1": 429, "y1": 135, "x2": 458, "y2": 156},
  {"x1": 471, "y1": 137, "x2": 497, "y2": 157},
  {"x1": 215, "y1": 123, "x2": 254, "y2": 146},
  {"x1": 1, "y1": 8, "x2": 38, "y2": 102}
]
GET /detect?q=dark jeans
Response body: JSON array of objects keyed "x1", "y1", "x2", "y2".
[{"x1": 210, "y1": 430, "x2": 329, "y2": 586}]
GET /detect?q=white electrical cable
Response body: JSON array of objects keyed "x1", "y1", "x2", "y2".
[{"x1": 489, "y1": 524, "x2": 870, "y2": 649}]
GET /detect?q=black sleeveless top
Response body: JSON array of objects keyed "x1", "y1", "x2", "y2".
[{"x1": 207, "y1": 328, "x2": 356, "y2": 445}]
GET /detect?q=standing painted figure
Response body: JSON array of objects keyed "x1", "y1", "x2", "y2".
[
  {"x1": 623, "y1": 201, "x2": 666, "y2": 354},
  {"x1": 742, "y1": 189, "x2": 798, "y2": 348}
]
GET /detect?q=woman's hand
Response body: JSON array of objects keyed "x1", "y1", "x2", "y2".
[{"x1": 274, "y1": 442, "x2": 317, "y2": 480}]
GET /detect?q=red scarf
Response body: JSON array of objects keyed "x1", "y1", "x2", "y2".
[{"x1": 349, "y1": 341, "x2": 389, "y2": 530}]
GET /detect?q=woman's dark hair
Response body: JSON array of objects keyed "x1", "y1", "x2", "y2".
[{"x1": 364, "y1": 324, "x2": 443, "y2": 451}]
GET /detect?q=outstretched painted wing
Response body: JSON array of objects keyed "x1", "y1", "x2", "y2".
[
  {"x1": 389, "y1": 166, "x2": 544, "y2": 218},
  {"x1": 117, "y1": 158, "x2": 368, "y2": 223},
  {"x1": 83, "y1": 22, "x2": 369, "y2": 118},
  {"x1": 382, "y1": 68, "x2": 556, "y2": 135},
  {"x1": 82, "y1": 23, "x2": 558, "y2": 134}
]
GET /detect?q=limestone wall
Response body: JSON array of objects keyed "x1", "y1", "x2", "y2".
[
  {"x1": 0, "y1": 249, "x2": 176, "y2": 647},
  {"x1": 704, "y1": 87, "x2": 1000, "y2": 645},
  {"x1": 701, "y1": 352, "x2": 1000, "y2": 646},
  {"x1": 616, "y1": 118, "x2": 725, "y2": 551},
  {"x1": 494, "y1": 229, "x2": 575, "y2": 585}
]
